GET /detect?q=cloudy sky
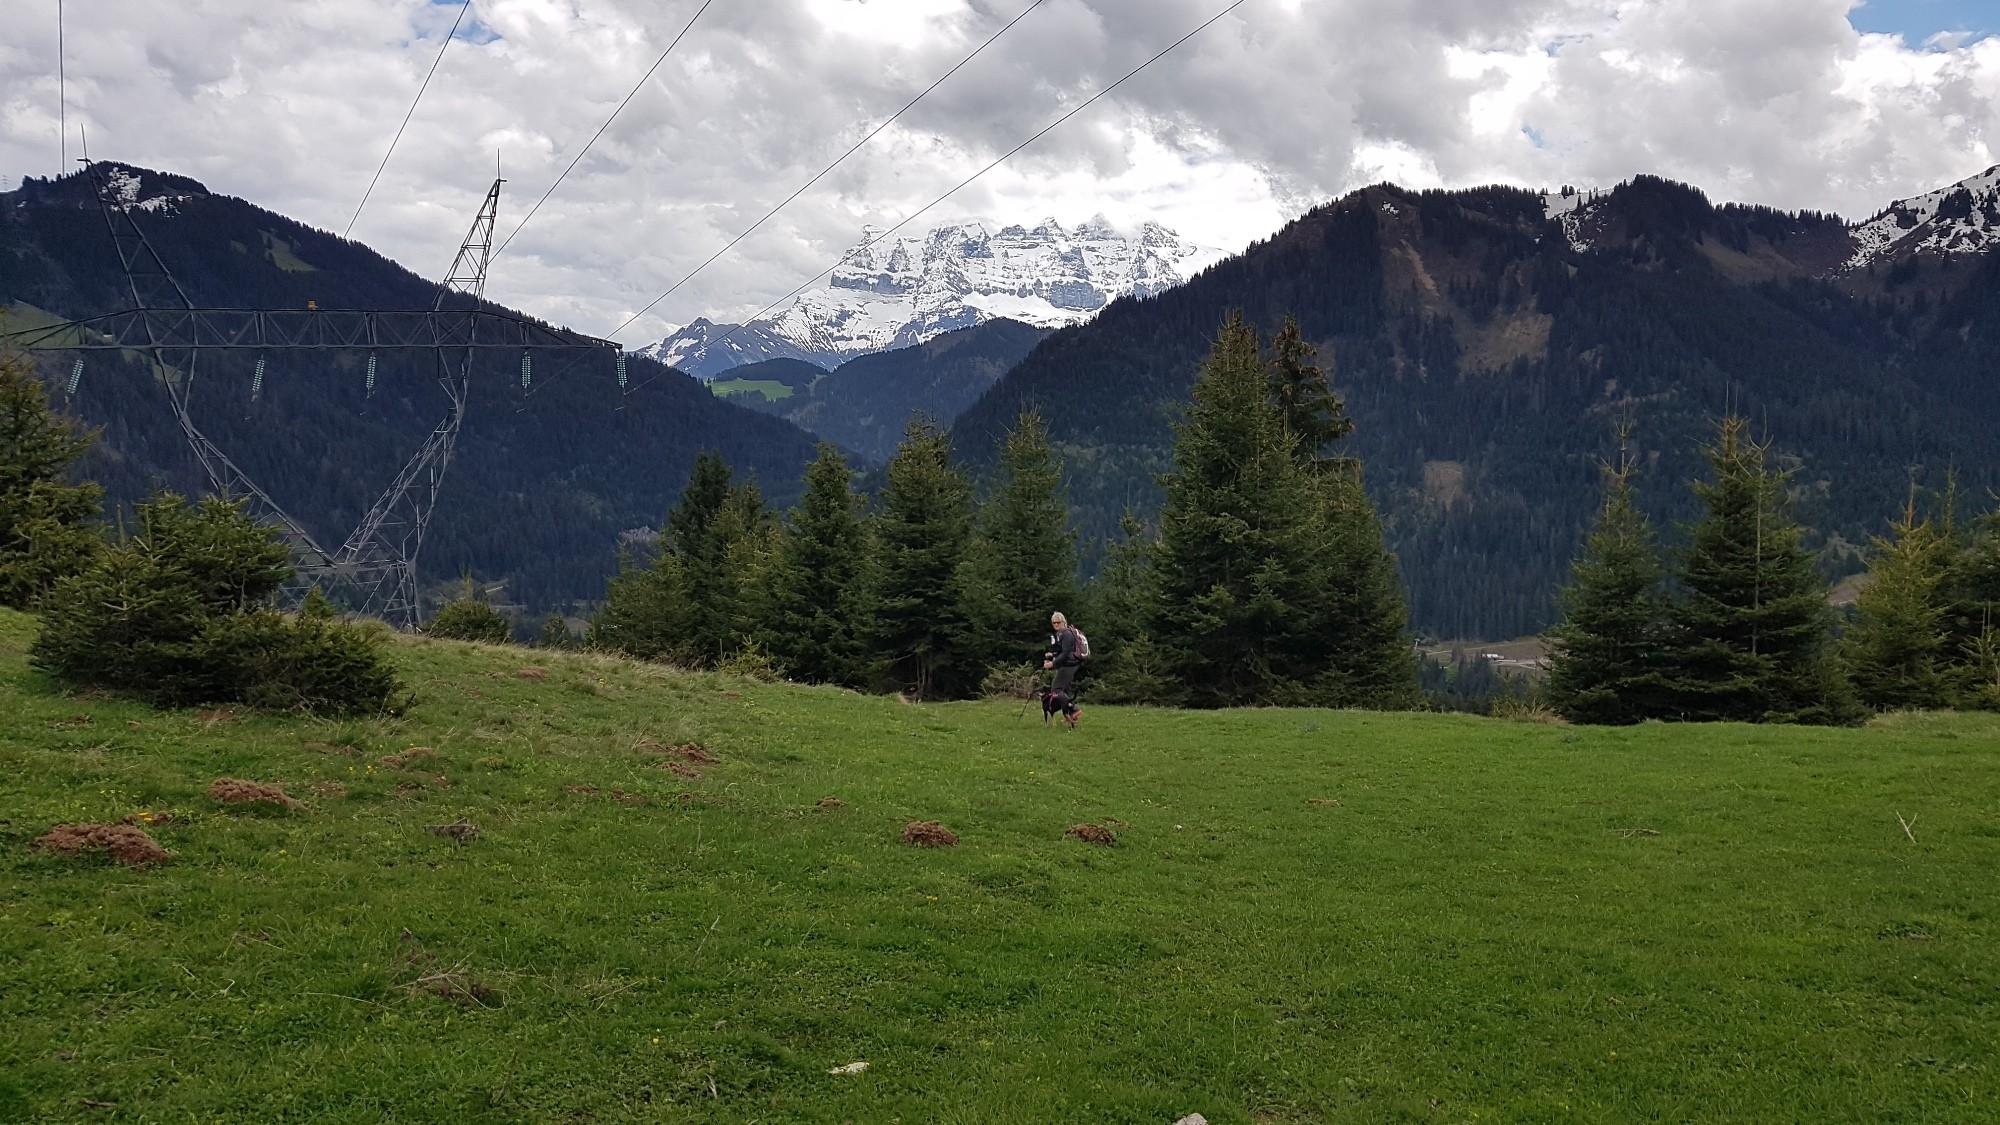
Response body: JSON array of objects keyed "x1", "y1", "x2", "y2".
[{"x1": 1, "y1": 0, "x2": 1996, "y2": 345}]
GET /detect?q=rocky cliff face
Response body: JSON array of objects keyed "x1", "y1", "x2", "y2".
[{"x1": 637, "y1": 216, "x2": 1219, "y2": 378}]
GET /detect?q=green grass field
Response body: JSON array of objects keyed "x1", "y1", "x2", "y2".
[
  {"x1": 708, "y1": 379, "x2": 795, "y2": 402},
  {"x1": 4, "y1": 605, "x2": 1998, "y2": 1122}
]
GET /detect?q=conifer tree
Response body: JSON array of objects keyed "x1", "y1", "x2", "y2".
[
  {"x1": 0, "y1": 355, "x2": 104, "y2": 606},
  {"x1": 1149, "y1": 314, "x2": 1313, "y2": 705},
  {"x1": 1664, "y1": 416, "x2": 1852, "y2": 723},
  {"x1": 1842, "y1": 497, "x2": 1960, "y2": 710},
  {"x1": 1267, "y1": 316, "x2": 1353, "y2": 467},
  {"x1": 670, "y1": 451, "x2": 743, "y2": 664},
  {"x1": 1267, "y1": 318, "x2": 1414, "y2": 707},
  {"x1": 1082, "y1": 513, "x2": 1180, "y2": 705},
  {"x1": 32, "y1": 492, "x2": 396, "y2": 713},
  {"x1": 540, "y1": 613, "x2": 576, "y2": 648},
  {"x1": 1304, "y1": 468, "x2": 1420, "y2": 709},
  {"x1": 1543, "y1": 446, "x2": 1674, "y2": 724},
  {"x1": 962, "y1": 408, "x2": 1080, "y2": 668},
  {"x1": 758, "y1": 444, "x2": 871, "y2": 685},
  {"x1": 870, "y1": 415, "x2": 976, "y2": 698},
  {"x1": 1941, "y1": 502, "x2": 2000, "y2": 709},
  {"x1": 592, "y1": 451, "x2": 756, "y2": 666},
  {"x1": 1146, "y1": 313, "x2": 1417, "y2": 708},
  {"x1": 425, "y1": 573, "x2": 512, "y2": 643}
]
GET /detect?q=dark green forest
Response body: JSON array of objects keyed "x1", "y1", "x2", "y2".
[
  {"x1": 0, "y1": 165, "x2": 823, "y2": 614},
  {"x1": 725, "y1": 317, "x2": 1050, "y2": 463},
  {"x1": 955, "y1": 176, "x2": 2000, "y2": 639}
]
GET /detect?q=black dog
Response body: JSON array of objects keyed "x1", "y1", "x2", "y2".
[{"x1": 1037, "y1": 686, "x2": 1079, "y2": 727}]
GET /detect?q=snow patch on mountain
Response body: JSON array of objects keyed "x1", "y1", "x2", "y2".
[
  {"x1": 101, "y1": 165, "x2": 198, "y2": 215},
  {"x1": 1845, "y1": 164, "x2": 2000, "y2": 270},
  {"x1": 640, "y1": 216, "x2": 1221, "y2": 378},
  {"x1": 1541, "y1": 186, "x2": 1608, "y2": 253}
]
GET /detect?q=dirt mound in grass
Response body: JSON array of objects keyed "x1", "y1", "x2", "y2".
[
  {"x1": 207, "y1": 779, "x2": 302, "y2": 809},
  {"x1": 1068, "y1": 821, "x2": 1119, "y2": 845},
  {"x1": 660, "y1": 760, "x2": 701, "y2": 779},
  {"x1": 378, "y1": 747, "x2": 433, "y2": 769},
  {"x1": 427, "y1": 819, "x2": 481, "y2": 844},
  {"x1": 35, "y1": 823, "x2": 168, "y2": 866},
  {"x1": 902, "y1": 820, "x2": 958, "y2": 847},
  {"x1": 517, "y1": 667, "x2": 547, "y2": 681},
  {"x1": 816, "y1": 796, "x2": 846, "y2": 809},
  {"x1": 639, "y1": 740, "x2": 718, "y2": 764}
]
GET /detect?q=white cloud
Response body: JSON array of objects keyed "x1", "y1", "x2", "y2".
[{"x1": 0, "y1": 0, "x2": 1995, "y2": 345}]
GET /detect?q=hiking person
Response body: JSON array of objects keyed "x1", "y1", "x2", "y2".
[{"x1": 1042, "y1": 611, "x2": 1086, "y2": 727}]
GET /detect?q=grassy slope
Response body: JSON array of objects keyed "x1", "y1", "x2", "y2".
[
  {"x1": 709, "y1": 379, "x2": 795, "y2": 402},
  {"x1": 2, "y1": 606, "x2": 1997, "y2": 1122}
]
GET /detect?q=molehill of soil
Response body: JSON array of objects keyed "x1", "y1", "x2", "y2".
[
  {"x1": 639, "y1": 740, "x2": 718, "y2": 764},
  {"x1": 902, "y1": 820, "x2": 958, "y2": 847},
  {"x1": 207, "y1": 778, "x2": 302, "y2": 809},
  {"x1": 816, "y1": 796, "x2": 847, "y2": 809},
  {"x1": 378, "y1": 747, "x2": 434, "y2": 769},
  {"x1": 35, "y1": 823, "x2": 168, "y2": 867},
  {"x1": 1066, "y1": 823, "x2": 1117, "y2": 846}
]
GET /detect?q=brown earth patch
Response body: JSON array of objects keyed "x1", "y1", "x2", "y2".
[
  {"x1": 409, "y1": 969, "x2": 498, "y2": 1006},
  {"x1": 816, "y1": 796, "x2": 847, "y2": 809},
  {"x1": 517, "y1": 667, "x2": 547, "y2": 680},
  {"x1": 637, "y1": 740, "x2": 718, "y2": 764},
  {"x1": 1066, "y1": 823, "x2": 1116, "y2": 846},
  {"x1": 610, "y1": 789, "x2": 649, "y2": 806},
  {"x1": 660, "y1": 761, "x2": 701, "y2": 779},
  {"x1": 378, "y1": 747, "x2": 434, "y2": 769},
  {"x1": 427, "y1": 819, "x2": 481, "y2": 844},
  {"x1": 207, "y1": 778, "x2": 302, "y2": 809},
  {"x1": 902, "y1": 820, "x2": 958, "y2": 847},
  {"x1": 34, "y1": 823, "x2": 168, "y2": 867},
  {"x1": 397, "y1": 930, "x2": 498, "y2": 1006},
  {"x1": 195, "y1": 709, "x2": 236, "y2": 727}
]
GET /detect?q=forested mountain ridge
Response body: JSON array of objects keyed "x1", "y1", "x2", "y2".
[
  {"x1": 0, "y1": 163, "x2": 824, "y2": 614},
  {"x1": 724, "y1": 317, "x2": 1051, "y2": 463},
  {"x1": 955, "y1": 172, "x2": 2000, "y2": 639}
]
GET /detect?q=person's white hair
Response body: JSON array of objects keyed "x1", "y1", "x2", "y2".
[{"x1": 1050, "y1": 612, "x2": 1068, "y2": 627}]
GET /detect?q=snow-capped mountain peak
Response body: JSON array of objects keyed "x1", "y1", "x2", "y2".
[
  {"x1": 639, "y1": 216, "x2": 1222, "y2": 379},
  {"x1": 1845, "y1": 164, "x2": 2000, "y2": 271}
]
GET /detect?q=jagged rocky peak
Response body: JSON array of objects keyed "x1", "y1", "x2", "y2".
[{"x1": 643, "y1": 215, "x2": 1222, "y2": 379}]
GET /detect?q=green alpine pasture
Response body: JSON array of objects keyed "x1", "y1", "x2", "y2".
[
  {"x1": 3, "y1": 606, "x2": 1997, "y2": 1122},
  {"x1": 708, "y1": 378, "x2": 795, "y2": 402}
]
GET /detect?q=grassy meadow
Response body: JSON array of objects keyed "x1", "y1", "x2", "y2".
[
  {"x1": 707, "y1": 379, "x2": 796, "y2": 402},
  {"x1": 2, "y1": 605, "x2": 1998, "y2": 1122}
]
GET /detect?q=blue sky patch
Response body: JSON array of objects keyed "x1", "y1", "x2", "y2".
[{"x1": 1848, "y1": 0, "x2": 1993, "y2": 45}]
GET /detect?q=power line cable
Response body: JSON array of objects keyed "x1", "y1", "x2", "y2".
[
  {"x1": 622, "y1": 0, "x2": 1249, "y2": 387},
  {"x1": 606, "y1": 0, "x2": 1050, "y2": 338},
  {"x1": 345, "y1": 0, "x2": 475, "y2": 238},
  {"x1": 494, "y1": 0, "x2": 714, "y2": 257}
]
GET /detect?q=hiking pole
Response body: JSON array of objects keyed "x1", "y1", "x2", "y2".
[{"x1": 1016, "y1": 669, "x2": 1050, "y2": 722}]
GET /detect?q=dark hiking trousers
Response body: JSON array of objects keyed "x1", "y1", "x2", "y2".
[{"x1": 1051, "y1": 664, "x2": 1078, "y2": 712}]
